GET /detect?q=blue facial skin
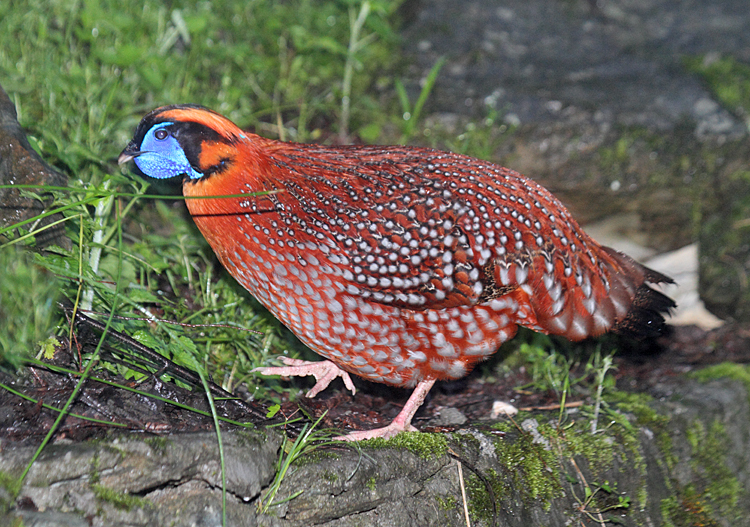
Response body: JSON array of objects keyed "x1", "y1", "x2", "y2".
[{"x1": 134, "y1": 122, "x2": 203, "y2": 180}]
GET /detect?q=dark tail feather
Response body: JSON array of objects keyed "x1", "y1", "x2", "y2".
[
  {"x1": 613, "y1": 283, "x2": 676, "y2": 338},
  {"x1": 599, "y1": 246, "x2": 676, "y2": 339}
]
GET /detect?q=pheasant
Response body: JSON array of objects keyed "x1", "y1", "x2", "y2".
[{"x1": 119, "y1": 105, "x2": 674, "y2": 440}]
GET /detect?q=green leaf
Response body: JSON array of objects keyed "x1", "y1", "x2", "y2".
[
  {"x1": 123, "y1": 368, "x2": 147, "y2": 381},
  {"x1": 169, "y1": 336, "x2": 200, "y2": 368},
  {"x1": 126, "y1": 287, "x2": 161, "y2": 304},
  {"x1": 39, "y1": 337, "x2": 61, "y2": 360},
  {"x1": 131, "y1": 330, "x2": 163, "y2": 350}
]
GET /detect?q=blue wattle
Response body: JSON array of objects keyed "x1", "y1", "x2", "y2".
[{"x1": 134, "y1": 123, "x2": 203, "y2": 180}]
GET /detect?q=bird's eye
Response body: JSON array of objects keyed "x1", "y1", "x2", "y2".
[{"x1": 154, "y1": 128, "x2": 169, "y2": 140}]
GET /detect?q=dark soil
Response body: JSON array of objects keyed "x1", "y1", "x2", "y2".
[{"x1": 3, "y1": 321, "x2": 748, "y2": 445}]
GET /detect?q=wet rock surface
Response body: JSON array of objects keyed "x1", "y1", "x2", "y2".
[
  {"x1": 2, "y1": 431, "x2": 281, "y2": 527},
  {"x1": 402, "y1": 0, "x2": 749, "y2": 138}
]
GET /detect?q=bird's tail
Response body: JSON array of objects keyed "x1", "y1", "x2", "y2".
[
  {"x1": 599, "y1": 246, "x2": 675, "y2": 339},
  {"x1": 525, "y1": 244, "x2": 675, "y2": 341}
]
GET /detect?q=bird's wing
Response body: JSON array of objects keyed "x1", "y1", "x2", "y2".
[
  {"x1": 331, "y1": 192, "x2": 505, "y2": 310},
  {"x1": 272, "y1": 144, "x2": 518, "y2": 311}
]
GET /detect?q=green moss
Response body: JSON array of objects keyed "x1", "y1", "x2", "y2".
[
  {"x1": 555, "y1": 419, "x2": 618, "y2": 470},
  {"x1": 607, "y1": 390, "x2": 676, "y2": 470},
  {"x1": 366, "y1": 476, "x2": 377, "y2": 491},
  {"x1": 685, "y1": 420, "x2": 741, "y2": 521},
  {"x1": 464, "y1": 468, "x2": 504, "y2": 524},
  {"x1": 691, "y1": 363, "x2": 750, "y2": 405},
  {"x1": 89, "y1": 451, "x2": 101, "y2": 485},
  {"x1": 606, "y1": 391, "x2": 659, "y2": 424},
  {"x1": 565, "y1": 412, "x2": 651, "y2": 517},
  {"x1": 490, "y1": 394, "x2": 657, "y2": 518},
  {"x1": 636, "y1": 485, "x2": 649, "y2": 515},
  {"x1": 322, "y1": 470, "x2": 339, "y2": 483},
  {"x1": 563, "y1": 414, "x2": 644, "y2": 513},
  {"x1": 684, "y1": 55, "x2": 750, "y2": 114},
  {"x1": 361, "y1": 432, "x2": 448, "y2": 460},
  {"x1": 601, "y1": 390, "x2": 681, "y2": 514},
  {"x1": 0, "y1": 470, "x2": 22, "y2": 510},
  {"x1": 436, "y1": 495, "x2": 458, "y2": 511},
  {"x1": 490, "y1": 412, "x2": 531, "y2": 433},
  {"x1": 494, "y1": 425, "x2": 563, "y2": 507},
  {"x1": 291, "y1": 449, "x2": 338, "y2": 467},
  {"x1": 609, "y1": 379, "x2": 744, "y2": 525},
  {"x1": 144, "y1": 436, "x2": 170, "y2": 455},
  {"x1": 660, "y1": 417, "x2": 742, "y2": 526},
  {"x1": 233, "y1": 429, "x2": 266, "y2": 448},
  {"x1": 661, "y1": 491, "x2": 720, "y2": 527},
  {"x1": 92, "y1": 483, "x2": 151, "y2": 511},
  {"x1": 660, "y1": 495, "x2": 679, "y2": 527}
]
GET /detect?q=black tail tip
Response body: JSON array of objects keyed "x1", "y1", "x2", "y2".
[{"x1": 614, "y1": 284, "x2": 676, "y2": 339}]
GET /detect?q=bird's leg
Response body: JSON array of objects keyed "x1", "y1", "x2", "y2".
[
  {"x1": 336, "y1": 378, "x2": 437, "y2": 441},
  {"x1": 253, "y1": 357, "x2": 356, "y2": 397}
]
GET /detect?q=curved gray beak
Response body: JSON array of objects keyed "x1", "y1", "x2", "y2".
[{"x1": 118, "y1": 142, "x2": 143, "y2": 165}]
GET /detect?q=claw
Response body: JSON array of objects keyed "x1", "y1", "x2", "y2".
[
  {"x1": 334, "y1": 378, "x2": 436, "y2": 441},
  {"x1": 255, "y1": 361, "x2": 437, "y2": 442},
  {"x1": 253, "y1": 357, "x2": 356, "y2": 397}
]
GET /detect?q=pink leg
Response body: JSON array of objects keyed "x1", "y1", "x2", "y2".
[
  {"x1": 253, "y1": 357, "x2": 356, "y2": 397},
  {"x1": 336, "y1": 378, "x2": 437, "y2": 441}
]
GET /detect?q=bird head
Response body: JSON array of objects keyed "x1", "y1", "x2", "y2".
[{"x1": 119, "y1": 104, "x2": 247, "y2": 181}]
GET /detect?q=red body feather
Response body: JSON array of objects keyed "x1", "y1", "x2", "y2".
[{"x1": 143, "y1": 107, "x2": 672, "y2": 390}]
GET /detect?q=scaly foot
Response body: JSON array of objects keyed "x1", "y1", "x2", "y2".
[
  {"x1": 335, "y1": 379, "x2": 436, "y2": 441},
  {"x1": 253, "y1": 357, "x2": 356, "y2": 397}
]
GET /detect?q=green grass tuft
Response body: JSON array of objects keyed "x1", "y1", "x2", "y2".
[{"x1": 0, "y1": 245, "x2": 61, "y2": 367}]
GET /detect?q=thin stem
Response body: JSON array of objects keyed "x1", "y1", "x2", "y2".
[
  {"x1": 591, "y1": 353, "x2": 614, "y2": 434},
  {"x1": 82, "y1": 180, "x2": 114, "y2": 311},
  {"x1": 339, "y1": 1, "x2": 371, "y2": 142},
  {"x1": 198, "y1": 357, "x2": 227, "y2": 527}
]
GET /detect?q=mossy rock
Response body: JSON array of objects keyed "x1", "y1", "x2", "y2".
[{"x1": 699, "y1": 169, "x2": 750, "y2": 322}]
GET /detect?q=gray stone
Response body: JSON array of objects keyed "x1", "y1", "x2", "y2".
[
  {"x1": 402, "y1": 0, "x2": 749, "y2": 139},
  {"x1": 4, "y1": 376, "x2": 750, "y2": 526},
  {"x1": 2, "y1": 430, "x2": 281, "y2": 527},
  {"x1": 430, "y1": 406, "x2": 468, "y2": 426}
]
